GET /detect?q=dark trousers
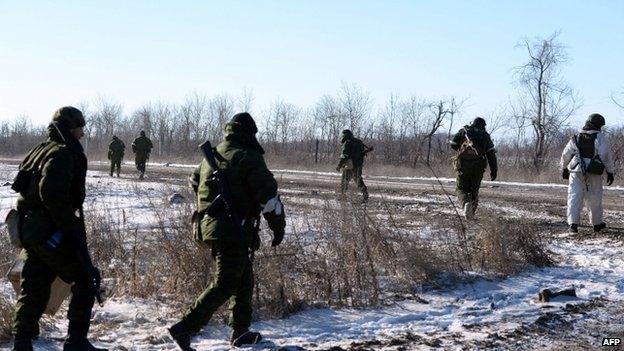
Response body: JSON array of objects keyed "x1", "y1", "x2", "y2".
[
  {"x1": 13, "y1": 245, "x2": 94, "y2": 340},
  {"x1": 181, "y1": 241, "x2": 253, "y2": 333}
]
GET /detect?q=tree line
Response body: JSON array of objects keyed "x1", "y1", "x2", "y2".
[{"x1": 1, "y1": 33, "x2": 622, "y2": 177}]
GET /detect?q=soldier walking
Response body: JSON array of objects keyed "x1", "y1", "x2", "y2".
[
  {"x1": 107, "y1": 135, "x2": 125, "y2": 177},
  {"x1": 11, "y1": 107, "x2": 105, "y2": 351},
  {"x1": 336, "y1": 129, "x2": 372, "y2": 202},
  {"x1": 131, "y1": 130, "x2": 153, "y2": 179},
  {"x1": 450, "y1": 117, "x2": 497, "y2": 219},
  {"x1": 561, "y1": 113, "x2": 615, "y2": 233},
  {"x1": 168, "y1": 112, "x2": 286, "y2": 350}
]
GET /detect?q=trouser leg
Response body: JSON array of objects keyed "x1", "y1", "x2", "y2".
[
  {"x1": 354, "y1": 167, "x2": 368, "y2": 199},
  {"x1": 341, "y1": 170, "x2": 353, "y2": 194},
  {"x1": 181, "y1": 242, "x2": 248, "y2": 334},
  {"x1": 586, "y1": 174, "x2": 604, "y2": 225},
  {"x1": 228, "y1": 259, "x2": 253, "y2": 331},
  {"x1": 470, "y1": 168, "x2": 484, "y2": 211},
  {"x1": 567, "y1": 172, "x2": 586, "y2": 225},
  {"x1": 13, "y1": 249, "x2": 56, "y2": 340}
]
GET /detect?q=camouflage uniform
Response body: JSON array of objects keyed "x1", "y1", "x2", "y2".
[
  {"x1": 169, "y1": 113, "x2": 285, "y2": 349},
  {"x1": 337, "y1": 130, "x2": 369, "y2": 201},
  {"x1": 131, "y1": 131, "x2": 153, "y2": 178},
  {"x1": 11, "y1": 107, "x2": 104, "y2": 351},
  {"x1": 450, "y1": 118, "x2": 497, "y2": 217},
  {"x1": 107, "y1": 136, "x2": 125, "y2": 177}
]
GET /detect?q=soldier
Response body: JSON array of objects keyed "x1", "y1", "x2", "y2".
[
  {"x1": 450, "y1": 117, "x2": 497, "y2": 219},
  {"x1": 131, "y1": 130, "x2": 153, "y2": 179},
  {"x1": 561, "y1": 113, "x2": 615, "y2": 233},
  {"x1": 11, "y1": 107, "x2": 105, "y2": 351},
  {"x1": 336, "y1": 129, "x2": 372, "y2": 202},
  {"x1": 168, "y1": 112, "x2": 286, "y2": 350},
  {"x1": 107, "y1": 135, "x2": 125, "y2": 177}
]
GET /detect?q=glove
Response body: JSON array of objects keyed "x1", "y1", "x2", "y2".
[
  {"x1": 562, "y1": 168, "x2": 570, "y2": 180},
  {"x1": 490, "y1": 170, "x2": 497, "y2": 181},
  {"x1": 607, "y1": 172, "x2": 614, "y2": 186},
  {"x1": 261, "y1": 195, "x2": 286, "y2": 247}
]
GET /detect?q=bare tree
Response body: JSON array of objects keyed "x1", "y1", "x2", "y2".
[
  {"x1": 612, "y1": 88, "x2": 624, "y2": 111},
  {"x1": 401, "y1": 96, "x2": 428, "y2": 166},
  {"x1": 237, "y1": 87, "x2": 255, "y2": 113},
  {"x1": 207, "y1": 94, "x2": 235, "y2": 141},
  {"x1": 512, "y1": 32, "x2": 580, "y2": 171},
  {"x1": 422, "y1": 99, "x2": 460, "y2": 166},
  {"x1": 339, "y1": 82, "x2": 372, "y2": 135}
]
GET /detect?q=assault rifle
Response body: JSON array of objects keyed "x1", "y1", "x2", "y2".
[
  {"x1": 199, "y1": 140, "x2": 245, "y2": 246},
  {"x1": 77, "y1": 208, "x2": 104, "y2": 306}
]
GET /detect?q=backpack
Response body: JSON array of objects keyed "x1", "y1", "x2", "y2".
[
  {"x1": 457, "y1": 128, "x2": 486, "y2": 160},
  {"x1": 573, "y1": 134, "x2": 605, "y2": 175}
]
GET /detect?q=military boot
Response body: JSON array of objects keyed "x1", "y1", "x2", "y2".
[
  {"x1": 64, "y1": 321, "x2": 107, "y2": 351},
  {"x1": 139, "y1": 171, "x2": 145, "y2": 180},
  {"x1": 168, "y1": 320, "x2": 196, "y2": 351},
  {"x1": 593, "y1": 223, "x2": 607, "y2": 233},
  {"x1": 569, "y1": 224, "x2": 578, "y2": 234},
  {"x1": 12, "y1": 339, "x2": 33, "y2": 351},
  {"x1": 231, "y1": 329, "x2": 262, "y2": 347}
]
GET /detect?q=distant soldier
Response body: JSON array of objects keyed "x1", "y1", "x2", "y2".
[
  {"x1": 561, "y1": 113, "x2": 615, "y2": 233},
  {"x1": 131, "y1": 130, "x2": 153, "y2": 179},
  {"x1": 450, "y1": 117, "x2": 497, "y2": 219},
  {"x1": 336, "y1": 129, "x2": 372, "y2": 202},
  {"x1": 168, "y1": 112, "x2": 286, "y2": 350},
  {"x1": 11, "y1": 107, "x2": 105, "y2": 351},
  {"x1": 107, "y1": 135, "x2": 125, "y2": 177}
]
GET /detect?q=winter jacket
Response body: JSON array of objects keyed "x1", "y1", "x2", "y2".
[
  {"x1": 560, "y1": 130, "x2": 615, "y2": 174},
  {"x1": 15, "y1": 122, "x2": 87, "y2": 246},
  {"x1": 189, "y1": 126, "x2": 284, "y2": 247}
]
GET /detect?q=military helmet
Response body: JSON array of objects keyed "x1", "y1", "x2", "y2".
[
  {"x1": 230, "y1": 112, "x2": 258, "y2": 135},
  {"x1": 52, "y1": 106, "x2": 85, "y2": 129},
  {"x1": 586, "y1": 113, "x2": 605, "y2": 128},
  {"x1": 341, "y1": 129, "x2": 353, "y2": 138},
  {"x1": 471, "y1": 117, "x2": 487, "y2": 128},
  {"x1": 140, "y1": 130, "x2": 146, "y2": 137}
]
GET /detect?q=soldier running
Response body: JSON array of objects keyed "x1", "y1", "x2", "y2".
[
  {"x1": 450, "y1": 117, "x2": 497, "y2": 219},
  {"x1": 336, "y1": 129, "x2": 372, "y2": 202}
]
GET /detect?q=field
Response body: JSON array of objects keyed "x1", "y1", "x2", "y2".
[{"x1": 1, "y1": 160, "x2": 624, "y2": 350}]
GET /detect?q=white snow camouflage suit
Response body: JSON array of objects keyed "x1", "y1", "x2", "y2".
[{"x1": 560, "y1": 129, "x2": 615, "y2": 226}]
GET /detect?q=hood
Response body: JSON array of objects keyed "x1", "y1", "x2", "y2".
[
  {"x1": 47, "y1": 122, "x2": 84, "y2": 154},
  {"x1": 224, "y1": 123, "x2": 265, "y2": 154}
]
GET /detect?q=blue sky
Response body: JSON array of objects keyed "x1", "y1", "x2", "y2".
[{"x1": 1, "y1": 0, "x2": 622, "y2": 129}]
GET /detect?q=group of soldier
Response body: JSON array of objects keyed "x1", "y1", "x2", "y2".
[
  {"x1": 106, "y1": 131, "x2": 153, "y2": 179},
  {"x1": 7, "y1": 106, "x2": 617, "y2": 351}
]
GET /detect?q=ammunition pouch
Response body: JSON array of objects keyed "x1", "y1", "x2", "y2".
[{"x1": 587, "y1": 156, "x2": 605, "y2": 175}]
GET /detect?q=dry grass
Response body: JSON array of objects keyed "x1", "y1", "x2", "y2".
[
  {"x1": 0, "y1": 295, "x2": 12, "y2": 341},
  {"x1": 80, "y1": 182, "x2": 553, "y2": 322},
  {"x1": 474, "y1": 217, "x2": 553, "y2": 276}
]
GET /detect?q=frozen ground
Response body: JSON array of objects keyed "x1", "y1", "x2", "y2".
[{"x1": 1, "y1": 162, "x2": 624, "y2": 350}]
